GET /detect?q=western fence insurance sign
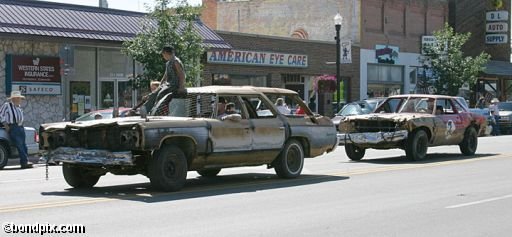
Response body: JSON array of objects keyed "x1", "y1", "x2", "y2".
[
  {"x1": 207, "y1": 49, "x2": 308, "y2": 68},
  {"x1": 6, "y1": 55, "x2": 62, "y2": 95}
]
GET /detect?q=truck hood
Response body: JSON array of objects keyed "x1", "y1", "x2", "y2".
[{"x1": 41, "y1": 116, "x2": 207, "y2": 131}]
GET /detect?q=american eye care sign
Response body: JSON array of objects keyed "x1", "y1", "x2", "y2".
[
  {"x1": 207, "y1": 50, "x2": 308, "y2": 68},
  {"x1": 5, "y1": 55, "x2": 62, "y2": 95}
]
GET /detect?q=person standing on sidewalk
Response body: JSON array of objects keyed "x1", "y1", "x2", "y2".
[
  {"x1": 0, "y1": 91, "x2": 32, "y2": 169},
  {"x1": 489, "y1": 98, "x2": 501, "y2": 136}
]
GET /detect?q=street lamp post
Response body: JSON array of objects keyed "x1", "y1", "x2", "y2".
[{"x1": 334, "y1": 13, "x2": 343, "y2": 112}]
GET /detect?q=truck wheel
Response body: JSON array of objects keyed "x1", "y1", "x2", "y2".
[
  {"x1": 274, "y1": 139, "x2": 304, "y2": 179},
  {"x1": 0, "y1": 144, "x2": 8, "y2": 170},
  {"x1": 62, "y1": 164, "x2": 101, "y2": 188},
  {"x1": 405, "y1": 129, "x2": 428, "y2": 161},
  {"x1": 345, "y1": 143, "x2": 365, "y2": 161},
  {"x1": 148, "y1": 145, "x2": 187, "y2": 192},
  {"x1": 197, "y1": 168, "x2": 221, "y2": 177},
  {"x1": 459, "y1": 127, "x2": 478, "y2": 156}
]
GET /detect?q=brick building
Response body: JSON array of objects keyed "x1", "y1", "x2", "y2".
[
  {"x1": 450, "y1": 0, "x2": 512, "y2": 103},
  {"x1": 201, "y1": 0, "x2": 448, "y2": 101}
]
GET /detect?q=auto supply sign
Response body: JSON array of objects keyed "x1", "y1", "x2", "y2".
[
  {"x1": 5, "y1": 55, "x2": 62, "y2": 95},
  {"x1": 485, "y1": 10, "x2": 509, "y2": 44}
]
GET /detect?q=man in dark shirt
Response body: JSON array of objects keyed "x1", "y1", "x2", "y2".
[
  {"x1": 144, "y1": 46, "x2": 187, "y2": 114},
  {"x1": 159, "y1": 46, "x2": 186, "y2": 96}
]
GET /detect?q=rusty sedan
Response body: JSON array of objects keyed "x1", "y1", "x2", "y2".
[
  {"x1": 339, "y1": 95, "x2": 486, "y2": 161},
  {"x1": 39, "y1": 86, "x2": 337, "y2": 191}
]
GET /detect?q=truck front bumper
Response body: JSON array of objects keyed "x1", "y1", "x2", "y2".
[{"x1": 47, "y1": 147, "x2": 134, "y2": 166}]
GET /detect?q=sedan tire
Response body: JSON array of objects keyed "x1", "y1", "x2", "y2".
[
  {"x1": 405, "y1": 129, "x2": 428, "y2": 161},
  {"x1": 459, "y1": 127, "x2": 478, "y2": 156}
]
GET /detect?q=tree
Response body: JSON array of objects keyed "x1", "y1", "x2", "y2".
[
  {"x1": 421, "y1": 23, "x2": 490, "y2": 96},
  {"x1": 123, "y1": 0, "x2": 204, "y2": 89}
]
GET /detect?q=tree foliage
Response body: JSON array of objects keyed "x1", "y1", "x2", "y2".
[
  {"x1": 122, "y1": 0, "x2": 204, "y2": 89},
  {"x1": 422, "y1": 23, "x2": 490, "y2": 96}
]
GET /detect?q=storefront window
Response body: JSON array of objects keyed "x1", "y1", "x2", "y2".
[
  {"x1": 367, "y1": 64, "x2": 403, "y2": 97},
  {"x1": 98, "y1": 48, "x2": 139, "y2": 109},
  {"x1": 68, "y1": 47, "x2": 96, "y2": 119},
  {"x1": 98, "y1": 48, "x2": 133, "y2": 78}
]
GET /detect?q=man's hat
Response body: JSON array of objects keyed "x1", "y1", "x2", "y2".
[
  {"x1": 491, "y1": 98, "x2": 500, "y2": 103},
  {"x1": 8, "y1": 91, "x2": 25, "y2": 100}
]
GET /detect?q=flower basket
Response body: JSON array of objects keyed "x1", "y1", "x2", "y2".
[{"x1": 314, "y1": 75, "x2": 337, "y2": 93}]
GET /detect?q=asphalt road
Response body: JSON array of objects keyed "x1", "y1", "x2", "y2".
[{"x1": 1, "y1": 135, "x2": 512, "y2": 237}]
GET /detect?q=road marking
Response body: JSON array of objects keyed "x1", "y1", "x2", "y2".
[
  {"x1": 446, "y1": 194, "x2": 512, "y2": 209},
  {"x1": 0, "y1": 153, "x2": 510, "y2": 213}
]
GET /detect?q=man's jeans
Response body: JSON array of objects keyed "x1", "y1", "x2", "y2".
[
  {"x1": 8, "y1": 124, "x2": 28, "y2": 165},
  {"x1": 492, "y1": 115, "x2": 501, "y2": 136}
]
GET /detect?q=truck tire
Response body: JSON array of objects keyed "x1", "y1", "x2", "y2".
[
  {"x1": 197, "y1": 168, "x2": 221, "y2": 177},
  {"x1": 459, "y1": 127, "x2": 478, "y2": 156},
  {"x1": 148, "y1": 145, "x2": 187, "y2": 192},
  {"x1": 274, "y1": 139, "x2": 304, "y2": 179},
  {"x1": 62, "y1": 163, "x2": 101, "y2": 188},
  {"x1": 405, "y1": 129, "x2": 428, "y2": 161},
  {"x1": 345, "y1": 143, "x2": 366, "y2": 161}
]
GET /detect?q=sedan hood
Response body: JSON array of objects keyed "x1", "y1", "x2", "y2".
[
  {"x1": 343, "y1": 112, "x2": 435, "y2": 122},
  {"x1": 499, "y1": 111, "x2": 512, "y2": 117}
]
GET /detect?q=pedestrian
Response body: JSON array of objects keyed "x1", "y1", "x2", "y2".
[
  {"x1": 308, "y1": 97, "x2": 316, "y2": 113},
  {"x1": 295, "y1": 101, "x2": 306, "y2": 115},
  {"x1": 0, "y1": 91, "x2": 32, "y2": 169},
  {"x1": 150, "y1": 81, "x2": 160, "y2": 93},
  {"x1": 477, "y1": 96, "x2": 485, "y2": 109},
  {"x1": 94, "y1": 113, "x2": 103, "y2": 120},
  {"x1": 275, "y1": 98, "x2": 291, "y2": 115},
  {"x1": 489, "y1": 98, "x2": 500, "y2": 136}
]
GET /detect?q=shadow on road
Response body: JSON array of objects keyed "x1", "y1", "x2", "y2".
[
  {"x1": 41, "y1": 173, "x2": 348, "y2": 203},
  {"x1": 345, "y1": 153, "x2": 500, "y2": 165}
]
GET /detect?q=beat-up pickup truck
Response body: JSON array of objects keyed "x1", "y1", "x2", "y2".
[
  {"x1": 39, "y1": 86, "x2": 338, "y2": 191},
  {"x1": 0, "y1": 126, "x2": 39, "y2": 169}
]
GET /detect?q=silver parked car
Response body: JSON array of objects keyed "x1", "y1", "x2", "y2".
[{"x1": 0, "y1": 126, "x2": 39, "y2": 169}]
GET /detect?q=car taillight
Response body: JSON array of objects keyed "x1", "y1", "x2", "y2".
[{"x1": 35, "y1": 131, "x2": 39, "y2": 143}]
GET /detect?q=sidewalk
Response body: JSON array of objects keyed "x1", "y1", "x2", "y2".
[{"x1": 5, "y1": 155, "x2": 42, "y2": 168}]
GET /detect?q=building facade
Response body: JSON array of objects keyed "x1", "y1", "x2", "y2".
[
  {"x1": 202, "y1": 31, "x2": 361, "y2": 115},
  {"x1": 0, "y1": 0, "x2": 229, "y2": 128},
  {"x1": 449, "y1": 0, "x2": 512, "y2": 103},
  {"x1": 201, "y1": 0, "x2": 448, "y2": 100}
]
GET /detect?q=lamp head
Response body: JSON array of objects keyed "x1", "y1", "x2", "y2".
[{"x1": 334, "y1": 13, "x2": 343, "y2": 26}]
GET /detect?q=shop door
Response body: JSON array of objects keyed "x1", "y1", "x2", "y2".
[
  {"x1": 99, "y1": 79, "x2": 133, "y2": 109},
  {"x1": 69, "y1": 81, "x2": 91, "y2": 120}
]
